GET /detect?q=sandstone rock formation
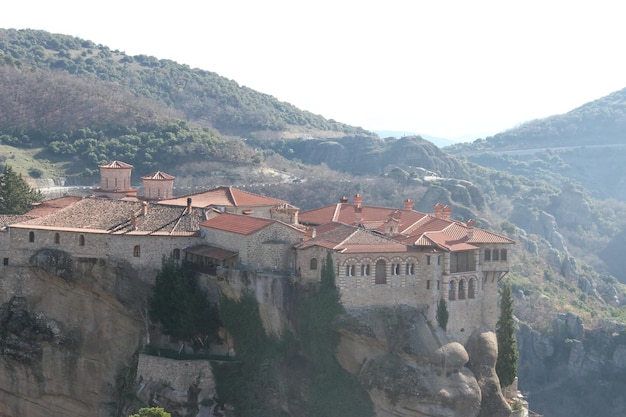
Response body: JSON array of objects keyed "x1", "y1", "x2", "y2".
[
  {"x1": 335, "y1": 305, "x2": 508, "y2": 417},
  {"x1": 0, "y1": 254, "x2": 145, "y2": 417}
]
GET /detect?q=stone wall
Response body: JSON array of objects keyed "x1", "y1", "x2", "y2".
[
  {"x1": 202, "y1": 222, "x2": 303, "y2": 273},
  {"x1": 135, "y1": 354, "x2": 216, "y2": 407},
  {"x1": 7, "y1": 226, "x2": 202, "y2": 281}
]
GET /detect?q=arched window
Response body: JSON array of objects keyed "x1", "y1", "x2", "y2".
[
  {"x1": 468, "y1": 278, "x2": 477, "y2": 299},
  {"x1": 310, "y1": 258, "x2": 318, "y2": 270},
  {"x1": 29, "y1": 231, "x2": 35, "y2": 242},
  {"x1": 54, "y1": 233, "x2": 60, "y2": 244},
  {"x1": 173, "y1": 248, "x2": 180, "y2": 260},
  {"x1": 79, "y1": 235, "x2": 85, "y2": 246},
  {"x1": 361, "y1": 264, "x2": 370, "y2": 276},
  {"x1": 133, "y1": 245, "x2": 141, "y2": 257},
  {"x1": 346, "y1": 264, "x2": 355, "y2": 276},
  {"x1": 458, "y1": 279, "x2": 466, "y2": 300},
  {"x1": 406, "y1": 263, "x2": 415, "y2": 275},
  {"x1": 448, "y1": 280, "x2": 457, "y2": 301},
  {"x1": 375, "y1": 259, "x2": 387, "y2": 284}
]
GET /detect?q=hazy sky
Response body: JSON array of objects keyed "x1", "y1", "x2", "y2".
[{"x1": 2, "y1": 1, "x2": 625, "y2": 140}]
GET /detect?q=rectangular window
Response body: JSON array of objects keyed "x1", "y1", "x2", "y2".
[
  {"x1": 437, "y1": 280, "x2": 441, "y2": 290},
  {"x1": 426, "y1": 280, "x2": 431, "y2": 289},
  {"x1": 484, "y1": 249, "x2": 491, "y2": 261},
  {"x1": 493, "y1": 249, "x2": 499, "y2": 261},
  {"x1": 3, "y1": 258, "x2": 8, "y2": 266},
  {"x1": 500, "y1": 249, "x2": 507, "y2": 261},
  {"x1": 426, "y1": 255, "x2": 431, "y2": 265}
]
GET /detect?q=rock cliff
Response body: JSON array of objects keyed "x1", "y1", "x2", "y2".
[
  {"x1": 517, "y1": 312, "x2": 626, "y2": 417},
  {"x1": 0, "y1": 252, "x2": 145, "y2": 417}
]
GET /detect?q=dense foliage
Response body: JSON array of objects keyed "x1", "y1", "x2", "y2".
[
  {"x1": 298, "y1": 253, "x2": 374, "y2": 417},
  {"x1": 149, "y1": 259, "x2": 220, "y2": 343},
  {"x1": 496, "y1": 281, "x2": 519, "y2": 388},
  {"x1": 129, "y1": 408, "x2": 171, "y2": 417},
  {"x1": 0, "y1": 165, "x2": 42, "y2": 214},
  {"x1": 0, "y1": 28, "x2": 366, "y2": 137},
  {"x1": 213, "y1": 292, "x2": 296, "y2": 417}
]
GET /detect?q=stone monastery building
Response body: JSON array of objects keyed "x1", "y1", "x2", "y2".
[{"x1": 0, "y1": 161, "x2": 513, "y2": 340}]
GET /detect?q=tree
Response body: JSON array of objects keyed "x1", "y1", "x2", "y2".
[
  {"x1": 496, "y1": 281, "x2": 519, "y2": 388},
  {"x1": 436, "y1": 297, "x2": 449, "y2": 330},
  {"x1": 0, "y1": 165, "x2": 42, "y2": 214},
  {"x1": 150, "y1": 258, "x2": 221, "y2": 344},
  {"x1": 129, "y1": 407, "x2": 171, "y2": 417}
]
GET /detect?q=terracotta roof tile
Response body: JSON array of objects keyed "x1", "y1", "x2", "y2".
[
  {"x1": 14, "y1": 197, "x2": 201, "y2": 235},
  {"x1": 200, "y1": 212, "x2": 274, "y2": 235},
  {"x1": 99, "y1": 160, "x2": 133, "y2": 169},
  {"x1": 142, "y1": 171, "x2": 175, "y2": 180},
  {"x1": 24, "y1": 196, "x2": 83, "y2": 217},
  {"x1": 158, "y1": 186, "x2": 286, "y2": 209},
  {"x1": 0, "y1": 215, "x2": 36, "y2": 228}
]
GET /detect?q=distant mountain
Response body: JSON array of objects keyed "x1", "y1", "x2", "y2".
[
  {"x1": 375, "y1": 130, "x2": 459, "y2": 148},
  {"x1": 447, "y1": 87, "x2": 626, "y2": 153}
]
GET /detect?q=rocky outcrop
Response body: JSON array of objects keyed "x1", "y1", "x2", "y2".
[
  {"x1": 335, "y1": 306, "x2": 508, "y2": 417},
  {"x1": 0, "y1": 254, "x2": 145, "y2": 417},
  {"x1": 518, "y1": 312, "x2": 626, "y2": 417}
]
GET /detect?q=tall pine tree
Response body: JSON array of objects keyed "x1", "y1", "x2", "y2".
[
  {"x1": 496, "y1": 281, "x2": 518, "y2": 388},
  {"x1": 0, "y1": 165, "x2": 42, "y2": 214}
]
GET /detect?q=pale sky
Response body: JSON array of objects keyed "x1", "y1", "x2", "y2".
[{"x1": 2, "y1": 1, "x2": 625, "y2": 140}]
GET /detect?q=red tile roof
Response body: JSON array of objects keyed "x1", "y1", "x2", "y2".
[
  {"x1": 158, "y1": 186, "x2": 286, "y2": 209},
  {"x1": 298, "y1": 223, "x2": 411, "y2": 253},
  {"x1": 142, "y1": 171, "x2": 175, "y2": 180},
  {"x1": 25, "y1": 196, "x2": 84, "y2": 217},
  {"x1": 200, "y1": 212, "x2": 275, "y2": 235},
  {"x1": 99, "y1": 160, "x2": 133, "y2": 169},
  {"x1": 15, "y1": 197, "x2": 202, "y2": 235},
  {"x1": 300, "y1": 200, "x2": 514, "y2": 253}
]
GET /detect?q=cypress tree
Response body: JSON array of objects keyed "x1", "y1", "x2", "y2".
[
  {"x1": 0, "y1": 165, "x2": 42, "y2": 214},
  {"x1": 436, "y1": 297, "x2": 449, "y2": 330},
  {"x1": 496, "y1": 281, "x2": 518, "y2": 388}
]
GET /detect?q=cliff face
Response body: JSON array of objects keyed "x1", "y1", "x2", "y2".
[
  {"x1": 517, "y1": 312, "x2": 626, "y2": 417},
  {"x1": 0, "y1": 252, "x2": 145, "y2": 417},
  {"x1": 335, "y1": 306, "x2": 509, "y2": 417},
  {"x1": 212, "y1": 271, "x2": 510, "y2": 417}
]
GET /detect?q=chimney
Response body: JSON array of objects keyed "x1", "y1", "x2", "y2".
[
  {"x1": 442, "y1": 205, "x2": 451, "y2": 220},
  {"x1": 434, "y1": 203, "x2": 444, "y2": 218},
  {"x1": 466, "y1": 219, "x2": 475, "y2": 239},
  {"x1": 340, "y1": 196, "x2": 349, "y2": 203},
  {"x1": 312, "y1": 228, "x2": 317, "y2": 238},
  {"x1": 404, "y1": 199, "x2": 414, "y2": 211},
  {"x1": 142, "y1": 201, "x2": 148, "y2": 216},
  {"x1": 354, "y1": 194, "x2": 363, "y2": 208},
  {"x1": 186, "y1": 197, "x2": 192, "y2": 213},
  {"x1": 130, "y1": 212, "x2": 137, "y2": 230},
  {"x1": 355, "y1": 205, "x2": 363, "y2": 222}
]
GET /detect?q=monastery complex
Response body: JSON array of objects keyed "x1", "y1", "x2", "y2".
[{"x1": 0, "y1": 161, "x2": 514, "y2": 341}]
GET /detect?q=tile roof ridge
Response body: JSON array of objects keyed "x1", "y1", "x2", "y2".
[
  {"x1": 335, "y1": 227, "x2": 360, "y2": 249},
  {"x1": 332, "y1": 203, "x2": 342, "y2": 222}
]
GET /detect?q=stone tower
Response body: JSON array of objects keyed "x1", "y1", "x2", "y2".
[
  {"x1": 141, "y1": 171, "x2": 175, "y2": 200},
  {"x1": 94, "y1": 160, "x2": 137, "y2": 199}
]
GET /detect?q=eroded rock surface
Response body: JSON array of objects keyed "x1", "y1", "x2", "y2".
[{"x1": 335, "y1": 306, "x2": 506, "y2": 417}]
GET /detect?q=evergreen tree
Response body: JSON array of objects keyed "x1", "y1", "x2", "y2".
[
  {"x1": 436, "y1": 297, "x2": 449, "y2": 330},
  {"x1": 496, "y1": 281, "x2": 519, "y2": 388},
  {"x1": 0, "y1": 165, "x2": 42, "y2": 214},
  {"x1": 150, "y1": 258, "x2": 220, "y2": 343}
]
